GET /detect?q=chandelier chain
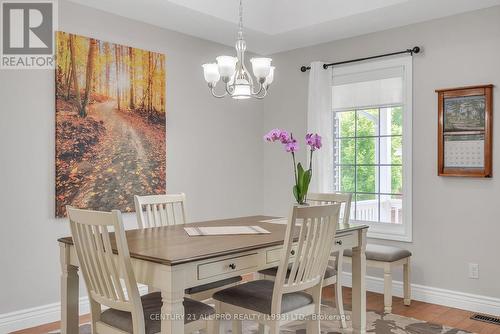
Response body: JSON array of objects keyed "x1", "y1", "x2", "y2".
[{"x1": 238, "y1": 0, "x2": 243, "y2": 38}]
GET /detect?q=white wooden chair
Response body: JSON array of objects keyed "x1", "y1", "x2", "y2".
[
  {"x1": 213, "y1": 203, "x2": 341, "y2": 334},
  {"x1": 258, "y1": 192, "x2": 352, "y2": 329},
  {"x1": 134, "y1": 194, "x2": 242, "y2": 300},
  {"x1": 66, "y1": 206, "x2": 215, "y2": 334},
  {"x1": 307, "y1": 192, "x2": 352, "y2": 328},
  {"x1": 134, "y1": 193, "x2": 188, "y2": 228}
]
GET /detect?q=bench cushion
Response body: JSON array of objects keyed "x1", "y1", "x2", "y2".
[
  {"x1": 100, "y1": 292, "x2": 214, "y2": 333},
  {"x1": 258, "y1": 263, "x2": 337, "y2": 279},
  {"x1": 344, "y1": 244, "x2": 411, "y2": 262},
  {"x1": 184, "y1": 276, "x2": 242, "y2": 295},
  {"x1": 213, "y1": 280, "x2": 313, "y2": 315}
]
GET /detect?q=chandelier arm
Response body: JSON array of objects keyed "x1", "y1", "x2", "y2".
[
  {"x1": 252, "y1": 87, "x2": 268, "y2": 99},
  {"x1": 250, "y1": 81, "x2": 264, "y2": 96},
  {"x1": 225, "y1": 82, "x2": 235, "y2": 96},
  {"x1": 210, "y1": 85, "x2": 228, "y2": 98}
]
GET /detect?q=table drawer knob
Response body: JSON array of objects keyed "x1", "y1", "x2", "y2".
[
  {"x1": 335, "y1": 240, "x2": 343, "y2": 245},
  {"x1": 291, "y1": 250, "x2": 295, "y2": 255},
  {"x1": 228, "y1": 263, "x2": 236, "y2": 270}
]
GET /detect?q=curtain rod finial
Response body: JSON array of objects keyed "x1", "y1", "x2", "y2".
[
  {"x1": 411, "y1": 46, "x2": 421, "y2": 54},
  {"x1": 300, "y1": 66, "x2": 309, "y2": 72}
]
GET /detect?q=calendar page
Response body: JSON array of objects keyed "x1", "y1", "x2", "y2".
[{"x1": 444, "y1": 135, "x2": 484, "y2": 168}]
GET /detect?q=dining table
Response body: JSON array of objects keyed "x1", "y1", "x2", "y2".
[{"x1": 59, "y1": 215, "x2": 368, "y2": 333}]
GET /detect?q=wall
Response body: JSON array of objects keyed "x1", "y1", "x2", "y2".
[
  {"x1": 0, "y1": 0, "x2": 263, "y2": 316},
  {"x1": 263, "y1": 6, "x2": 500, "y2": 299}
]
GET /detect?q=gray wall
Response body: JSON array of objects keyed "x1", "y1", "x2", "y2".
[
  {"x1": 262, "y1": 6, "x2": 500, "y2": 298},
  {"x1": 0, "y1": 0, "x2": 263, "y2": 314}
]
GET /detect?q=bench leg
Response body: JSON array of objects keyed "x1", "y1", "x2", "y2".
[
  {"x1": 403, "y1": 257, "x2": 411, "y2": 306},
  {"x1": 383, "y1": 264, "x2": 392, "y2": 313}
]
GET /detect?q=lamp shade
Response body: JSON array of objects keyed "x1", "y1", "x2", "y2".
[
  {"x1": 232, "y1": 78, "x2": 251, "y2": 99},
  {"x1": 202, "y1": 63, "x2": 220, "y2": 85},
  {"x1": 216, "y1": 56, "x2": 237, "y2": 78},
  {"x1": 250, "y1": 57, "x2": 272, "y2": 79},
  {"x1": 264, "y1": 66, "x2": 275, "y2": 86}
]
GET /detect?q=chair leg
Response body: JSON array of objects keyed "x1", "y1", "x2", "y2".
[
  {"x1": 306, "y1": 315, "x2": 320, "y2": 334},
  {"x1": 89, "y1": 299, "x2": 101, "y2": 334},
  {"x1": 213, "y1": 301, "x2": 221, "y2": 334},
  {"x1": 403, "y1": 257, "x2": 411, "y2": 306},
  {"x1": 383, "y1": 264, "x2": 393, "y2": 313},
  {"x1": 232, "y1": 319, "x2": 242, "y2": 334},
  {"x1": 268, "y1": 320, "x2": 280, "y2": 334},
  {"x1": 334, "y1": 283, "x2": 347, "y2": 328}
]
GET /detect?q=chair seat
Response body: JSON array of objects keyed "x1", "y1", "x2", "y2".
[
  {"x1": 100, "y1": 292, "x2": 215, "y2": 334},
  {"x1": 213, "y1": 280, "x2": 313, "y2": 315},
  {"x1": 184, "y1": 276, "x2": 242, "y2": 295},
  {"x1": 258, "y1": 264, "x2": 337, "y2": 279},
  {"x1": 344, "y1": 244, "x2": 412, "y2": 262}
]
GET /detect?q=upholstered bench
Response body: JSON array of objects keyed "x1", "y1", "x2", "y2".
[{"x1": 344, "y1": 244, "x2": 411, "y2": 313}]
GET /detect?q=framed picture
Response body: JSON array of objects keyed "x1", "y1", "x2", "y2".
[
  {"x1": 55, "y1": 32, "x2": 166, "y2": 217},
  {"x1": 436, "y1": 85, "x2": 493, "y2": 177}
]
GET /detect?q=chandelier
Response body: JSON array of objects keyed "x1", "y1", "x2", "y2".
[{"x1": 201, "y1": 0, "x2": 274, "y2": 99}]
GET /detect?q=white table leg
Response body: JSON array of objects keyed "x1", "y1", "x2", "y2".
[
  {"x1": 60, "y1": 243, "x2": 79, "y2": 334},
  {"x1": 161, "y1": 269, "x2": 185, "y2": 334},
  {"x1": 351, "y1": 229, "x2": 367, "y2": 334}
]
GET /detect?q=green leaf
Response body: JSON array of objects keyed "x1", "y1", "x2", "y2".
[
  {"x1": 293, "y1": 185, "x2": 300, "y2": 203},
  {"x1": 303, "y1": 169, "x2": 312, "y2": 195}
]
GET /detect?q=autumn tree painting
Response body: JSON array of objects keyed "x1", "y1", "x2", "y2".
[{"x1": 55, "y1": 32, "x2": 166, "y2": 217}]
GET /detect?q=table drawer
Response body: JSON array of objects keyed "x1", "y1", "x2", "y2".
[
  {"x1": 266, "y1": 245, "x2": 297, "y2": 264},
  {"x1": 198, "y1": 254, "x2": 259, "y2": 280},
  {"x1": 333, "y1": 234, "x2": 357, "y2": 250}
]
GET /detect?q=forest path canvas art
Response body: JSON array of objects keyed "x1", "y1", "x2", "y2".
[{"x1": 55, "y1": 32, "x2": 166, "y2": 217}]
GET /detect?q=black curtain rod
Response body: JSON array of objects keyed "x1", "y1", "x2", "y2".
[{"x1": 300, "y1": 46, "x2": 421, "y2": 72}]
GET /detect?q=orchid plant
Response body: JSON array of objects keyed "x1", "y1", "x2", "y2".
[{"x1": 264, "y1": 129, "x2": 322, "y2": 205}]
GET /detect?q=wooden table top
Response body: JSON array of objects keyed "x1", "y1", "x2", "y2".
[{"x1": 58, "y1": 215, "x2": 368, "y2": 266}]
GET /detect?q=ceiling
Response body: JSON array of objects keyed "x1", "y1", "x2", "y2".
[{"x1": 68, "y1": 0, "x2": 500, "y2": 55}]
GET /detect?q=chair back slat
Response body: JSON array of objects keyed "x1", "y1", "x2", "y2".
[
  {"x1": 307, "y1": 192, "x2": 352, "y2": 225},
  {"x1": 66, "y1": 206, "x2": 142, "y2": 317},
  {"x1": 274, "y1": 204, "x2": 340, "y2": 298},
  {"x1": 134, "y1": 194, "x2": 187, "y2": 228}
]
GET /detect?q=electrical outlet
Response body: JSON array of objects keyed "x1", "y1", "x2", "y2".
[{"x1": 468, "y1": 263, "x2": 479, "y2": 279}]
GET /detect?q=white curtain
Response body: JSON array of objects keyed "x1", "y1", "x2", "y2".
[{"x1": 307, "y1": 62, "x2": 334, "y2": 193}]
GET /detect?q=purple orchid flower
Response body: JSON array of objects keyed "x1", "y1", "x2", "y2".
[
  {"x1": 279, "y1": 130, "x2": 291, "y2": 144},
  {"x1": 263, "y1": 128, "x2": 282, "y2": 142},
  {"x1": 306, "y1": 133, "x2": 322, "y2": 151},
  {"x1": 285, "y1": 138, "x2": 298, "y2": 152}
]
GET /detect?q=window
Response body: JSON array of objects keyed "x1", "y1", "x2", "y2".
[{"x1": 332, "y1": 57, "x2": 412, "y2": 241}]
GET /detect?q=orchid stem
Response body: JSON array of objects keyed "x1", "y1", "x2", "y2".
[
  {"x1": 292, "y1": 152, "x2": 298, "y2": 186},
  {"x1": 309, "y1": 149, "x2": 313, "y2": 171}
]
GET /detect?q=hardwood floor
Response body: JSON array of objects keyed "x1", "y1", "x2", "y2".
[{"x1": 12, "y1": 287, "x2": 500, "y2": 334}]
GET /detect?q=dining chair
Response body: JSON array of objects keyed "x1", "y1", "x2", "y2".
[
  {"x1": 257, "y1": 192, "x2": 352, "y2": 329},
  {"x1": 66, "y1": 206, "x2": 215, "y2": 334},
  {"x1": 134, "y1": 194, "x2": 242, "y2": 299},
  {"x1": 213, "y1": 203, "x2": 341, "y2": 334}
]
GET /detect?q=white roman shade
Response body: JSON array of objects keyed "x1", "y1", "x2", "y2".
[{"x1": 332, "y1": 63, "x2": 405, "y2": 111}]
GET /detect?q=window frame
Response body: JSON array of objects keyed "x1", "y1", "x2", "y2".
[{"x1": 332, "y1": 57, "x2": 413, "y2": 242}]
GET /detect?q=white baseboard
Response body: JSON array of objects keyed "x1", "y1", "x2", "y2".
[
  {"x1": 0, "y1": 285, "x2": 149, "y2": 333},
  {"x1": 2, "y1": 277, "x2": 499, "y2": 333},
  {"x1": 341, "y1": 272, "x2": 500, "y2": 316}
]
